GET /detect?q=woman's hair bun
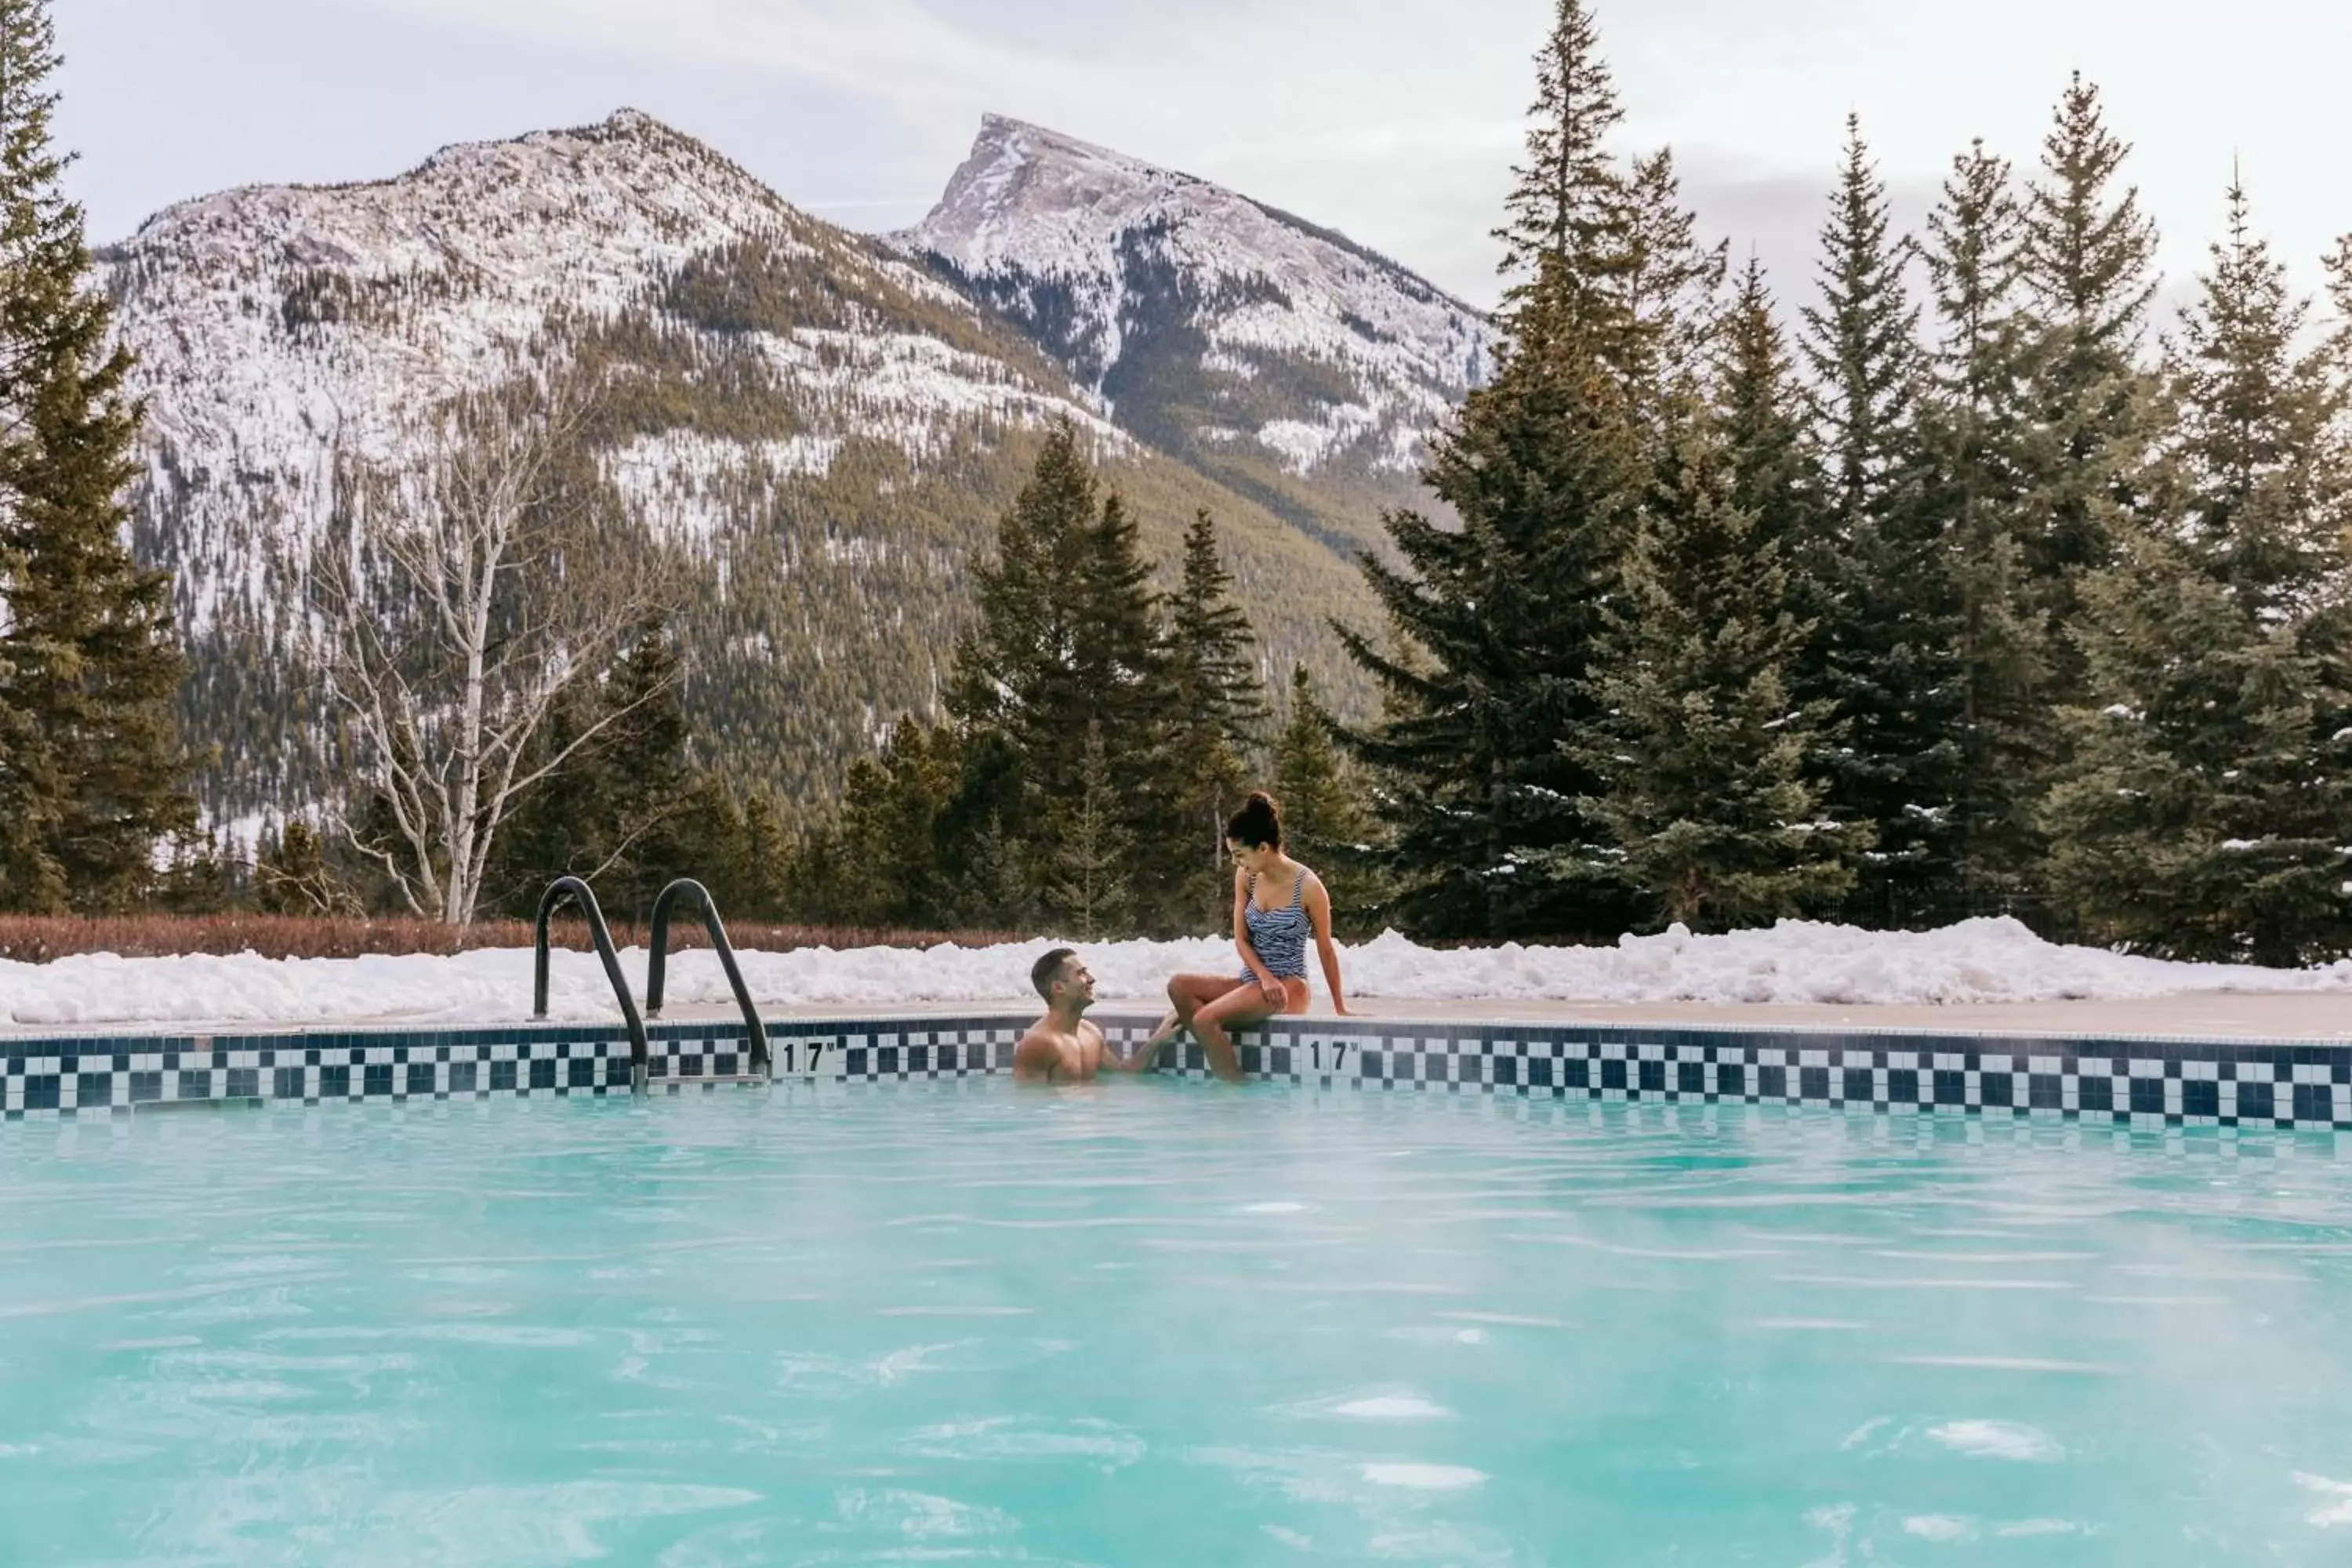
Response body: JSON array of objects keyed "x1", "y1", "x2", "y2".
[{"x1": 1226, "y1": 791, "x2": 1284, "y2": 850}]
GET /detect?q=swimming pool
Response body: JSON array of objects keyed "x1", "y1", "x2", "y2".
[{"x1": 3, "y1": 1083, "x2": 2350, "y2": 1563}]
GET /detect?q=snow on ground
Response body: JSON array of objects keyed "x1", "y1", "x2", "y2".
[{"x1": 5, "y1": 919, "x2": 2352, "y2": 1032}]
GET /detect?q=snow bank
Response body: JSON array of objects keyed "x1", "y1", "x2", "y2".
[{"x1": 5, "y1": 919, "x2": 2351, "y2": 1031}]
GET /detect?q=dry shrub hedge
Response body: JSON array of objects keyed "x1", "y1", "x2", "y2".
[{"x1": 0, "y1": 914, "x2": 1019, "y2": 965}]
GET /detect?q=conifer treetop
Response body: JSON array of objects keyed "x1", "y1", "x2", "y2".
[
  {"x1": 1718, "y1": 260, "x2": 1810, "y2": 503},
  {"x1": 1169, "y1": 507, "x2": 1269, "y2": 749},
  {"x1": 2164, "y1": 176, "x2": 2339, "y2": 603},
  {"x1": 1494, "y1": 0, "x2": 1629, "y2": 337},
  {"x1": 2024, "y1": 72, "x2": 2160, "y2": 362},
  {"x1": 1924, "y1": 139, "x2": 2027, "y2": 393},
  {"x1": 0, "y1": 0, "x2": 89, "y2": 451},
  {"x1": 1616, "y1": 147, "x2": 1727, "y2": 397},
  {"x1": 2326, "y1": 231, "x2": 2352, "y2": 354},
  {"x1": 1799, "y1": 114, "x2": 1923, "y2": 523}
]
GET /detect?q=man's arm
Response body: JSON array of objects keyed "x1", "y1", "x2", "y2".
[{"x1": 1099, "y1": 1023, "x2": 1164, "y2": 1075}]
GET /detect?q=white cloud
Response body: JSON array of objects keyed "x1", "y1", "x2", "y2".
[{"x1": 343, "y1": 0, "x2": 1071, "y2": 117}]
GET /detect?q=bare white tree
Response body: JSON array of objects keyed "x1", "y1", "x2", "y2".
[{"x1": 310, "y1": 376, "x2": 672, "y2": 924}]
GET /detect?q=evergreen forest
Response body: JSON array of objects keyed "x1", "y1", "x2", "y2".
[{"x1": 5, "y1": 0, "x2": 2352, "y2": 967}]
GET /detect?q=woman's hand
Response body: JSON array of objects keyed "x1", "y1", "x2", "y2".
[
  {"x1": 1258, "y1": 976, "x2": 1287, "y2": 1007},
  {"x1": 1332, "y1": 1001, "x2": 1352, "y2": 1018}
]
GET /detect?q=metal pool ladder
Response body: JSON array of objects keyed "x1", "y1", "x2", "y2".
[
  {"x1": 531, "y1": 876, "x2": 771, "y2": 1096},
  {"x1": 646, "y1": 878, "x2": 771, "y2": 1082}
]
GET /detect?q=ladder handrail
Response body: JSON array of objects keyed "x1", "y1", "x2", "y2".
[
  {"x1": 645, "y1": 879, "x2": 771, "y2": 1078},
  {"x1": 533, "y1": 876, "x2": 650, "y2": 1094}
]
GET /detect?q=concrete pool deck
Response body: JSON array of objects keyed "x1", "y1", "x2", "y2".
[{"x1": 7, "y1": 989, "x2": 2347, "y2": 1042}]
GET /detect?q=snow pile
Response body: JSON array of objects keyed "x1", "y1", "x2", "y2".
[
  {"x1": 4, "y1": 919, "x2": 2349, "y2": 1031},
  {"x1": 1334, "y1": 919, "x2": 2352, "y2": 1006}
]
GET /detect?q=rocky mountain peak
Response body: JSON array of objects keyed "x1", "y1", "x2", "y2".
[{"x1": 901, "y1": 114, "x2": 1489, "y2": 482}]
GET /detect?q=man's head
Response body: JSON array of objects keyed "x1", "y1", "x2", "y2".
[{"x1": 1030, "y1": 948, "x2": 1096, "y2": 1011}]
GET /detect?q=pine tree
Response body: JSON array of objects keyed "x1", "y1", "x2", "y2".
[
  {"x1": 1046, "y1": 721, "x2": 1135, "y2": 940},
  {"x1": 1340, "y1": 4, "x2": 1647, "y2": 942},
  {"x1": 485, "y1": 618, "x2": 698, "y2": 923},
  {"x1": 0, "y1": 0, "x2": 191, "y2": 911},
  {"x1": 1494, "y1": 0, "x2": 1629, "y2": 344},
  {"x1": 1797, "y1": 115, "x2": 1965, "y2": 922},
  {"x1": 1801, "y1": 116, "x2": 1925, "y2": 535},
  {"x1": 481, "y1": 680, "x2": 608, "y2": 914},
  {"x1": 1919, "y1": 139, "x2": 2048, "y2": 901},
  {"x1": 1168, "y1": 510, "x2": 1269, "y2": 753},
  {"x1": 720, "y1": 789, "x2": 795, "y2": 922},
  {"x1": 1342, "y1": 279, "x2": 1646, "y2": 940},
  {"x1": 1719, "y1": 258, "x2": 1844, "y2": 832},
  {"x1": 937, "y1": 723, "x2": 1031, "y2": 928},
  {"x1": 585, "y1": 619, "x2": 694, "y2": 924},
  {"x1": 1273, "y1": 666, "x2": 1368, "y2": 860},
  {"x1": 2327, "y1": 234, "x2": 2352, "y2": 368},
  {"x1": 1718, "y1": 259, "x2": 1822, "y2": 554},
  {"x1": 833, "y1": 717, "x2": 960, "y2": 929},
  {"x1": 948, "y1": 426, "x2": 1098, "y2": 747},
  {"x1": 1616, "y1": 149, "x2": 1728, "y2": 403},
  {"x1": 1272, "y1": 663, "x2": 1383, "y2": 932},
  {"x1": 2018, "y1": 74, "x2": 2161, "y2": 683},
  {"x1": 2044, "y1": 183, "x2": 2352, "y2": 964},
  {"x1": 155, "y1": 829, "x2": 231, "y2": 915},
  {"x1": 1568, "y1": 410, "x2": 1860, "y2": 930},
  {"x1": 958, "y1": 811, "x2": 1038, "y2": 934},
  {"x1": 255, "y1": 818, "x2": 359, "y2": 916},
  {"x1": 1162, "y1": 509, "x2": 1269, "y2": 929},
  {"x1": 947, "y1": 423, "x2": 1174, "y2": 925}
]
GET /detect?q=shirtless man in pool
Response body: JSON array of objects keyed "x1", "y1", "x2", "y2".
[{"x1": 1012, "y1": 949, "x2": 1164, "y2": 1084}]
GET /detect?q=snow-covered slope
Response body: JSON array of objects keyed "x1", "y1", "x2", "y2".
[
  {"x1": 96, "y1": 111, "x2": 1163, "y2": 815},
  {"x1": 98, "y1": 110, "x2": 1443, "y2": 821},
  {"x1": 105, "y1": 108, "x2": 1109, "y2": 638},
  {"x1": 902, "y1": 115, "x2": 1491, "y2": 483}
]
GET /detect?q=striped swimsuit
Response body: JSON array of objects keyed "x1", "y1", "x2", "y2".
[{"x1": 1242, "y1": 870, "x2": 1312, "y2": 982}]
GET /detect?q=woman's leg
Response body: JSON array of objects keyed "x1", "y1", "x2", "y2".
[
  {"x1": 1140, "y1": 975, "x2": 1244, "y2": 1062},
  {"x1": 1189, "y1": 983, "x2": 1279, "y2": 1083}
]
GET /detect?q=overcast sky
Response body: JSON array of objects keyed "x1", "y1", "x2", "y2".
[{"x1": 54, "y1": 0, "x2": 2352, "y2": 318}]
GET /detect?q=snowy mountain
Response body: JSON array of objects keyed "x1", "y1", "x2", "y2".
[
  {"x1": 99, "y1": 110, "x2": 1452, "y2": 821},
  {"x1": 106, "y1": 109, "x2": 1107, "y2": 631},
  {"x1": 902, "y1": 115, "x2": 1490, "y2": 542}
]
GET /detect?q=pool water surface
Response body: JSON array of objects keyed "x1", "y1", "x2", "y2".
[{"x1": 3, "y1": 1082, "x2": 2350, "y2": 1563}]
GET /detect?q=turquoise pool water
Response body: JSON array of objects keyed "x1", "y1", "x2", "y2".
[{"x1": 3, "y1": 1083, "x2": 2351, "y2": 1564}]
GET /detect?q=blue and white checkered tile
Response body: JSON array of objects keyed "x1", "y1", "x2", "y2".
[
  {"x1": 0, "y1": 1028, "x2": 644, "y2": 1119},
  {"x1": 760, "y1": 1021, "x2": 1022, "y2": 1083},
  {"x1": 1171, "y1": 1025, "x2": 2352, "y2": 1135},
  {"x1": 6, "y1": 1016, "x2": 2352, "y2": 1132},
  {"x1": 645, "y1": 1029, "x2": 760, "y2": 1088}
]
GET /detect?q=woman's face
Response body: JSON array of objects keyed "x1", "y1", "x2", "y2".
[{"x1": 1229, "y1": 840, "x2": 1279, "y2": 876}]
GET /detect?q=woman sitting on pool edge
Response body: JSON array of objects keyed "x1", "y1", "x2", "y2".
[{"x1": 1141, "y1": 792, "x2": 1348, "y2": 1083}]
